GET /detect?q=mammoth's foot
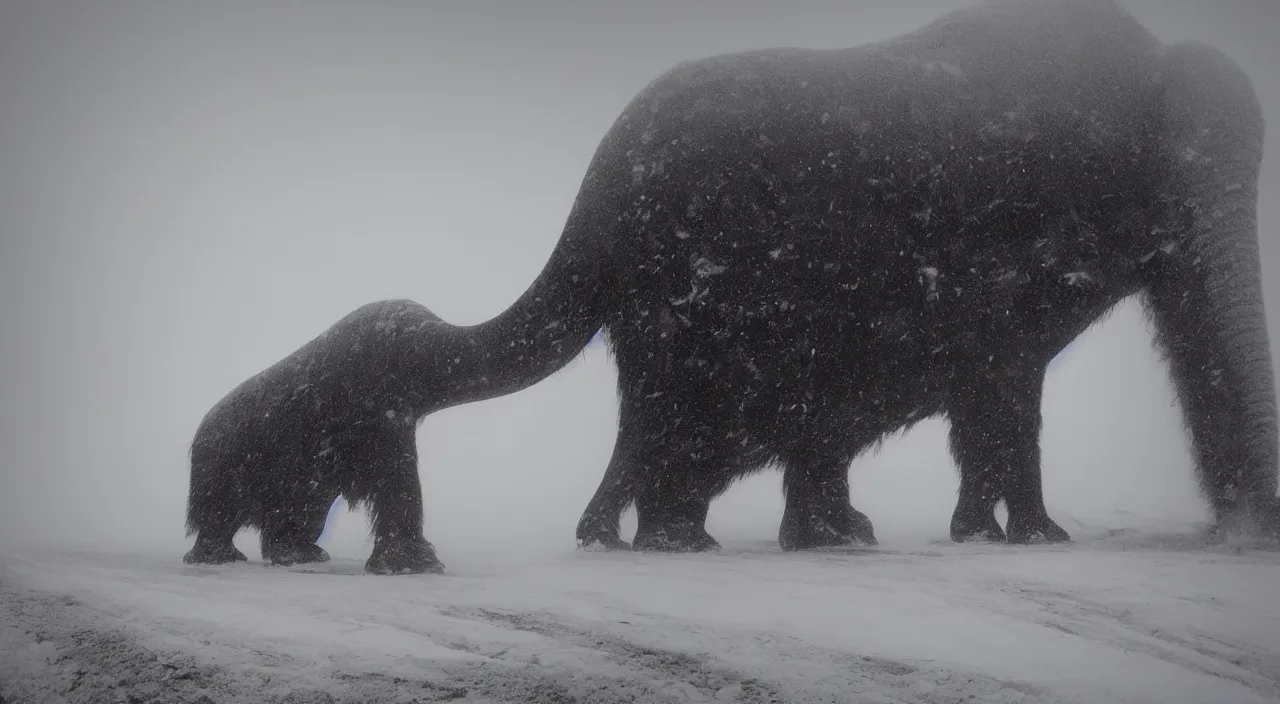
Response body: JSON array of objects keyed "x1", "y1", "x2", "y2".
[
  {"x1": 780, "y1": 503, "x2": 878, "y2": 551},
  {"x1": 183, "y1": 536, "x2": 248, "y2": 565},
  {"x1": 1006, "y1": 509, "x2": 1071, "y2": 545},
  {"x1": 263, "y1": 542, "x2": 331, "y2": 567},
  {"x1": 577, "y1": 536, "x2": 632, "y2": 551},
  {"x1": 365, "y1": 536, "x2": 444, "y2": 575},
  {"x1": 632, "y1": 520, "x2": 721, "y2": 553},
  {"x1": 949, "y1": 505, "x2": 1007, "y2": 543},
  {"x1": 575, "y1": 516, "x2": 632, "y2": 552},
  {"x1": 1206, "y1": 496, "x2": 1280, "y2": 549}
]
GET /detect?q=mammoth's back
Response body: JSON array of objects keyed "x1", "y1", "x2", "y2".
[{"x1": 587, "y1": 0, "x2": 1171, "y2": 268}]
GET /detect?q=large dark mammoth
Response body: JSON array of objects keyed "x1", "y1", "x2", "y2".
[
  {"x1": 183, "y1": 0, "x2": 1278, "y2": 573},
  {"x1": 572, "y1": 0, "x2": 1280, "y2": 552}
]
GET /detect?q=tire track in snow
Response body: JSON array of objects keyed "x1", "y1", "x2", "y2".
[
  {"x1": 0, "y1": 568, "x2": 259, "y2": 704},
  {"x1": 994, "y1": 584, "x2": 1280, "y2": 701},
  {"x1": 441, "y1": 605, "x2": 784, "y2": 703},
  {"x1": 438, "y1": 605, "x2": 1073, "y2": 704}
]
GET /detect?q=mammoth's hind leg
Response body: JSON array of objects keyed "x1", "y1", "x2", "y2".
[
  {"x1": 345, "y1": 425, "x2": 444, "y2": 575},
  {"x1": 183, "y1": 452, "x2": 248, "y2": 565},
  {"x1": 779, "y1": 446, "x2": 877, "y2": 551},
  {"x1": 947, "y1": 367, "x2": 1070, "y2": 544}
]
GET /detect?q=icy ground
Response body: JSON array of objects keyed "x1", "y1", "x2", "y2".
[{"x1": 2, "y1": 520, "x2": 1278, "y2": 704}]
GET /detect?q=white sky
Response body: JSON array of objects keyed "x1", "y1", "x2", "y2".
[{"x1": 1, "y1": 0, "x2": 1277, "y2": 559}]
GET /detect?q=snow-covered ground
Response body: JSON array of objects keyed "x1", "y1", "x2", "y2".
[{"x1": 3, "y1": 518, "x2": 1278, "y2": 704}]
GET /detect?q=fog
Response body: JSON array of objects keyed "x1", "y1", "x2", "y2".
[{"x1": 1, "y1": 0, "x2": 1277, "y2": 563}]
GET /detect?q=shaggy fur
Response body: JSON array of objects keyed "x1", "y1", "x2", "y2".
[
  {"x1": 184, "y1": 301, "x2": 448, "y2": 574},
  {"x1": 184, "y1": 0, "x2": 1279, "y2": 573},
  {"x1": 567, "y1": 0, "x2": 1278, "y2": 552}
]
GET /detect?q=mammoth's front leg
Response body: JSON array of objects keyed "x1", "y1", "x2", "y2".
[
  {"x1": 631, "y1": 440, "x2": 725, "y2": 553},
  {"x1": 633, "y1": 484, "x2": 719, "y2": 553},
  {"x1": 779, "y1": 449, "x2": 876, "y2": 551},
  {"x1": 347, "y1": 426, "x2": 444, "y2": 575},
  {"x1": 948, "y1": 368, "x2": 1070, "y2": 544},
  {"x1": 575, "y1": 407, "x2": 647, "y2": 551},
  {"x1": 260, "y1": 485, "x2": 340, "y2": 566}
]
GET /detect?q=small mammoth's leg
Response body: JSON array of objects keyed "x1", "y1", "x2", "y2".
[
  {"x1": 350, "y1": 427, "x2": 444, "y2": 575},
  {"x1": 779, "y1": 449, "x2": 876, "y2": 550},
  {"x1": 948, "y1": 367, "x2": 1070, "y2": 544}
]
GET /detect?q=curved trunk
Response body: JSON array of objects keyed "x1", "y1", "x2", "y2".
[
  {"x1": 405, "y1": 149, "x2": 631, "y2": 417},
  {"x1": 1145, "y1": 42, "x2": 1278, "y2": 533}
]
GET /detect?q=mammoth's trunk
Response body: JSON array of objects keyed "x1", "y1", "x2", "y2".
[
  {"x1": 407, "y1": 156, "x2": 629, "y2": 417},
  {"x1": 1145, "y1": 42, "x2": 1278, "y2": 531}
]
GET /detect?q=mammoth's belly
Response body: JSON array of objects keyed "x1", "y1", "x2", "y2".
[{"x1": 612, "y1": 221, "x2": 1145, "y2": 435}]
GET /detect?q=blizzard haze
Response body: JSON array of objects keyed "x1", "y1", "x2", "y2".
[{"x1": 1, "y1": 0, "x2": 1278, "y2": 563}]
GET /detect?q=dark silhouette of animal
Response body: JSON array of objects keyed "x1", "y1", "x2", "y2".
[
  {"x1": 570, "y1": 0, "x2": 1278, "y2": 552},
  {"x1": 183, "y1": 0, "x2": 1279, "y2": 573},
  {"x1": 184, "y1": 301, "x2": 452, "y2": 573}
]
